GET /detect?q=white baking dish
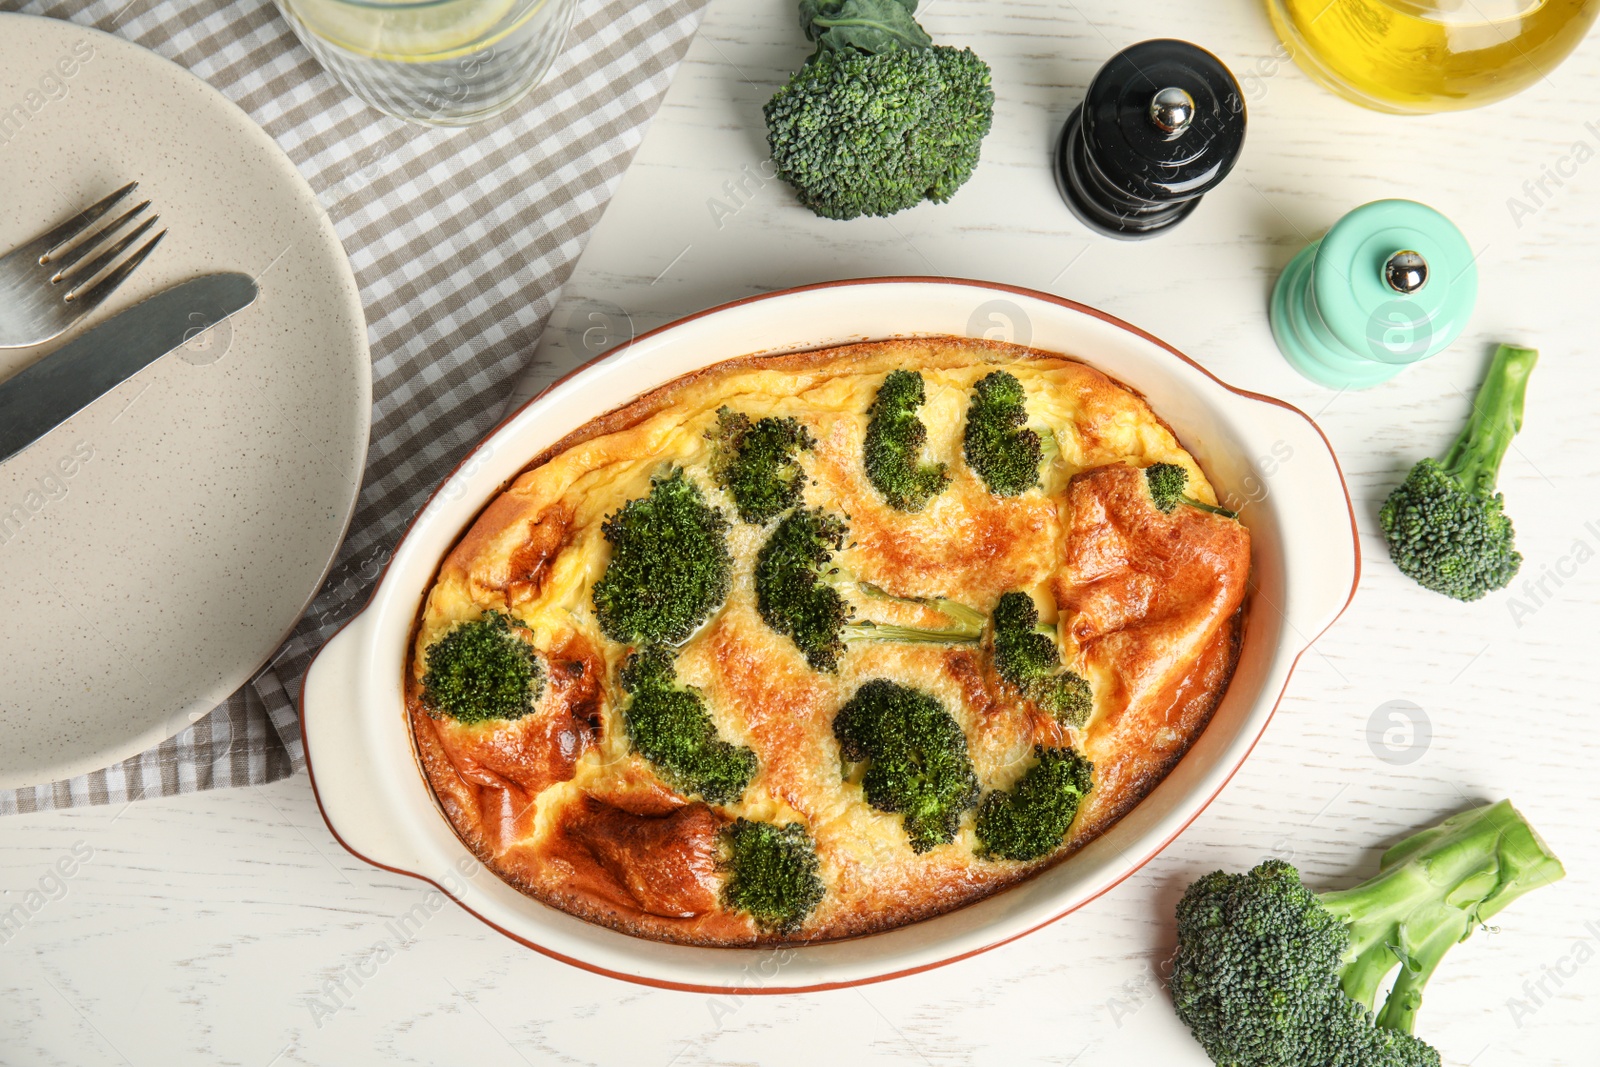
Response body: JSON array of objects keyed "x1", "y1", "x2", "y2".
[{"x1": 300, "y1": 278, "x2": 1358, "y2": 993}]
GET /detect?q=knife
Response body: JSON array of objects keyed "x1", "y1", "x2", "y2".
[{"x1": 0, "y1": 273, "x2": 258, "y2": 465}]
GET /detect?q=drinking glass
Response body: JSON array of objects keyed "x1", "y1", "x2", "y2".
[{"x1": 274, "y1": 0, "x2": 580, "y2": 126}]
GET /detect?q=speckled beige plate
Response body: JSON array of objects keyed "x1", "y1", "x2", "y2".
[{"x1": 0, "y1": 15, "x2": 369, "y2": 789}]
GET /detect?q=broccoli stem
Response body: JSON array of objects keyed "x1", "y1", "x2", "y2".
[
  {"x1": 828, "y1": 572, "x2": 985, "y2": 643},
  {"x1": 1317, "y1": 799, "x2": 1565, "y2": 1033},
  {"x1": 842, "y1": 620, "x2": 983, "y2": 644},
  {"x1": 1035, "y1": 426, "x2": 1067, "y2": 491},
  {"x1": 810, "y1": 16, "x2": 926, "y2": 47},
  {"x1": 1181, "y1": 496, "x2": 1239, "y2": 519},
  {"x1": 1038, "y1": 427, "x2": 1061, "y2": 464},
  {"x1": 1441, "y1": 344, "x2": 1538, "y2": 496}
]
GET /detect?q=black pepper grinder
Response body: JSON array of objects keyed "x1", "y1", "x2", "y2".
[{"x1": 1054, "y1": 39, "x2": 1246, "y2": 240}]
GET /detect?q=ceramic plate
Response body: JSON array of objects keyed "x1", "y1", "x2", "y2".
[{"x1": 0, "y1": 15, "x2": 369, "y2": 788}]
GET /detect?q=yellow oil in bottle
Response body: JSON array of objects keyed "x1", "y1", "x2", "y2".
[{"x1": 1268, "y1": 0, "x2": 1600, "y2": 112}]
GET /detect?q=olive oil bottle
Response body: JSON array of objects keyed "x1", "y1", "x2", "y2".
[{"x1": 1268, "y1": 0, "x2": 1599, "y2": 113}]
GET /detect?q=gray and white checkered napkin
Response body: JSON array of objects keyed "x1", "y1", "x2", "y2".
[{"x1": 0, "y1": 0, "x2": 710, "y2": 814}]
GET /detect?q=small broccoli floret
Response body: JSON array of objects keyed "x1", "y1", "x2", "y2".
[
  {"x1": 1170, "y1": 800, "x2": 1564, "y2": 1067},
  {"x1": 975, "y1": 745, "x2": 1093, "y2": 861},
  {"x1": 1145, "y1": 462, "x2": 1239, "y2": 519},
  {"x1": 707, "y1": 407, "x2": 815, "y2": 525},
  {"x1": 991, "y1": 591, "x2": 1092, "y2": 727},
  {"x1": 754, "y1": 508, "x2": 853, "y2": 667},
  {"x1": 617, "y1": 645, "x2": 756, "y2": 804},
  {"x1": 963, "y1": 371, "x2": 1044, "y2": 496},
  {"x1": 592, "y1": 468, "x2": 732, "y2": 645},
  {"x1": 755, "y1": 508, "x2": 983, "y2": 670},
  {"x1": 863, "y1": 369, "x2": 949, "y2": 511},
  {"x1": 834, "y1": 679, "x2": 979, "y2": 852},
  {"x1": 764, "y1": 2, "x2": 994, "y2": 222},
  {"x1": 1380, "y1": 343, "x2": 1536, "y2": 601},
  {"x1": 720, "y1": 818, "x2": 826, "y2": 934},
  {"x1": 421, "y1": 611, "x2": 543, "y2": 725}
]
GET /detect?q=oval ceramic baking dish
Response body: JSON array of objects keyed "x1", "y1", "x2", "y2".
[{"x1": 300, "y1": 278, "x2": 1358, "y2": 994}]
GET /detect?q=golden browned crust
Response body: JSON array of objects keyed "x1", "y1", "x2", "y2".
[{"x1": 406, "y1": 337, "x2": 1251, "y2": 945}]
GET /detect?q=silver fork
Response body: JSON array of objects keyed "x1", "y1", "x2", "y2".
[{"x1": 0, "y1": 182, "x2": 166, "y2": 349}]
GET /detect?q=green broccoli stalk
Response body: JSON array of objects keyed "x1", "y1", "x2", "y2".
[
  {"x1": 764, "y1": 0, "x2": 994, "y2": 220},
  {"x1": 755, "y1": 508, "x2": 983, "y2": 671},
  {"x1": 1145, "y1": 462, "x2": 1239, "y2": 519},
  {"x1": 863, "y1": 369, "x2": 949, "y2": 511},
  {"x1": 1379, "y1": 343, "x2": 1537, "y2": 601},
  {"x1": 720, "y1": 818, "x2": 826, "y2": 934},
  {"x1": 591, "y1": 468, "x2": 733, "y2": 645},
  {"x1": 799, "y1": 0, "x2": 928, "y2": 57},
  {"x1": 617, "y1": 645, "x2": 757, "y2": 805},
  {"x1": 975, "y1": 745, "x2": 1093, "y2": 862},
  {"x1": 963, "y1": 371, "x2": 1045, "y2": 496},
  {"x1": 420, "y1": 611, "x2": 544, "y2": 725},
  {"x1": 834, "y1": 678, "x2": 980, "y2": 852},
  {"x1": 991, "y1": 591, "x2": 1092, "y2": 727},
  {"x1": 1170, "y1": 800, "x2": 1565, "y2": 1067},
  {"x1": 707, "y1": 407, "x2": 815, "y2": 525}
]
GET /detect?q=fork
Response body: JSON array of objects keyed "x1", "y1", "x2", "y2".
[{"x1": 0, "y1": 182, "x2": 166, "y2": 349}]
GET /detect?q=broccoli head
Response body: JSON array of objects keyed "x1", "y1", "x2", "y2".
[
  {"x1": 591, "y1": 468, "x2": 732, "y2": 644},
  {"x1": 707, "y1": 407, "x2": 815, "y2": 525},
  {"x1": 975, "y1": 745, "x2": 1093, "y2": 862},
  {"x1": 991, "y1": 591, "x2": 1093, "y2": 727},
  {"x1": 863, "y1": 369, "x2": 949, "y2": 511},
  {"x1": 1145, "y1": 462, "x2": 1239, "y2": 519},
  {"x1": 755, "y1": 508, "x2": 984, "y2": 671},
  {"x1": 720, "y1": 818, "x2": 826, "y2": 934},
  {"x1": 1170, "y1": 800, "x2": 1565, "y2": 1067},
  {"x1": 420, "y1": 611, "x2": 543, "y2": 725},
  {"x1": 764, "y1": 0, "x2": 994, "y2": 223},
  {"x1": 834, "y1": 679, "x2": 979, "y2": 852},
  {"x1": 1379, "y1": 343, "x2": 1536, "y2": 601},
  {"x1": 617, "y1": 645, "x2": 756, "y2": 805},
  {"x1": 963, "y1": 371, "x2": 1043, "y2": 496}
]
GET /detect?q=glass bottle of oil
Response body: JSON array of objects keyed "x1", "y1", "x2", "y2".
[{"x1": 1267, "y1": 0, "x2": 1600, "y2": 113}]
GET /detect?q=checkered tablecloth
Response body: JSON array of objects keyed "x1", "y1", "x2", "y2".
[{"x1": 0, "y1": 0, "x2": 709, "y2": 814}]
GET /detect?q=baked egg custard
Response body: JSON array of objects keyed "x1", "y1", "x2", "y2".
[{"x1": 407, "y1": 337, "x2": 1250, "y2": 945}]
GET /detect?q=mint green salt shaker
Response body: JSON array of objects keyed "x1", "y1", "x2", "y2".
[{"x1": 1269, "y1": 199, "x2": 1477, "y2": 389}]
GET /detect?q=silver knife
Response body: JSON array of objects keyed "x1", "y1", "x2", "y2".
[{"x1": 0, "y1": 273, "x2": 258, "y2": 465}]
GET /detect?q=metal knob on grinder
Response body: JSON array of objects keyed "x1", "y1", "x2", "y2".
[{"x1": 1054, "y1": 39, "x2": 1246, "y2": 239}]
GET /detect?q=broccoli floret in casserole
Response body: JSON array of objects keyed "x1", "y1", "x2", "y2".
[
  {"x1": 720, "y1": 818, "x2": 826, "y2": 934},
  {"x1": 706, "y1": 407, "x2": 815, "y2": 525},
  {"x1": 990, "y1": 591, "x2": 1092, "y2": 727},
  {"x1": 1145, "y1": 462, "x2": 1239, "y2": 519},
  {"x1": 974, "y1": 745, "x2": 1093, "y2": 862},
  {"x1": 591, "y1": 468, "x2": 733, "y2": 645},
  {"x1": 963, "y1": 370, "x2": 1046, "y2": 496},
  {"x1": 833, "y1": 678, "x2": 980, "y2": 852},
  {"x1": 862, "y1": 369, "x2": 950, "y2": 511},
  {"x1": 420, "y1": 611, "x2": 543, "y2": 725},
  {"x1": 617, "y1": 645, "x2": 756, "y2": 805},
  {"x1": 754, "y1": 508, "x2": 984, "y2": 671}
]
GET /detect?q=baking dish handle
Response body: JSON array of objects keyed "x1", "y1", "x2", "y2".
[
  {"x1": 300, "y1": 612, "x2": 423, "y2": 874},
  {"x1": 1230, "y1": 394, "x2": 1360, "y2": 641}
]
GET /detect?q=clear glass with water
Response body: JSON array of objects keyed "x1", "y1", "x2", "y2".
[{"x1": 274, "y1": 0, "x2": 580, "y2": 126}]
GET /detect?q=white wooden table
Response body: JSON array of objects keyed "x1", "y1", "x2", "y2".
[{"x1": 4, "y1": 1, "x2": 1597, "y2": 1064}]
